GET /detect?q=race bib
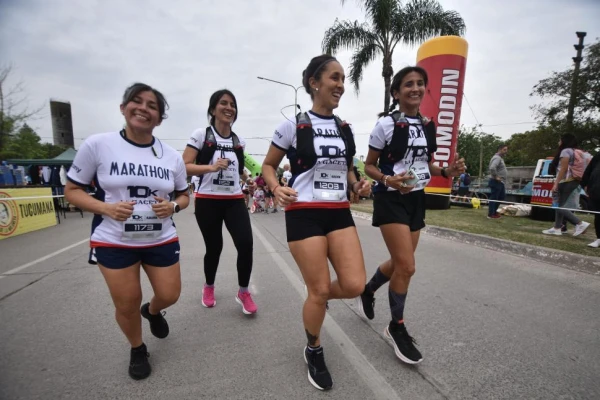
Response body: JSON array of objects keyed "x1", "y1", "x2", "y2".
[
  {"x1": 122, "y1": 211, "x2": 162, "y2": 240},
  {"x1": 313, "y1": 166, "x2": 347, "y2": 201},
  {"x1": 410, "y1": 163, "x2": 431, "y2": 191},
  {"x1": 211, "y1": 168, "x2": 236, "y2": 193}
]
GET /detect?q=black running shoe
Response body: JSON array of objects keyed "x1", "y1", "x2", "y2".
[
  {"x1": 129, "y1": 343, "x2": 151, "y2": 380},
  {"x1": 384, "y1": 321, "x2": 423, "y2": 364},
  {"x1": 304, "y1": 346, "x2": 333, "y2": 391},
  {"x1": 141, "y1": 302, "x2": 169, "y2": 339},
  {"x1": 356, "y1": 287, "x2": 375, "y2": 320}
]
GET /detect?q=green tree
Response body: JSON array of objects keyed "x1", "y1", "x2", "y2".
[
  {"x1": 41, "y1": 143, "x2": 68, "y2": 159},
  {"x1": 0, "y1": 65, "x2": 44, "y2": 154},
  {"x1": 530, "y1": 38, "x2": 600, "y2": 150},
  {"x1": 457, "y1": 126, "x2": 503, "y2": 178},
  {"x1": 322, "y1": 0, "x2": 465, "y2": 112},
  {"x1": 1, "y1": 124, "x2": 46, "y2": 159}
]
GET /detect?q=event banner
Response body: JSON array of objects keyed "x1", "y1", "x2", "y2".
[
  {"x1": 0, "y1": 188, "x2": 56, "y2": 240},
  {"x1": 417, "y1": 36, "x2": 468, "y2": 195}
]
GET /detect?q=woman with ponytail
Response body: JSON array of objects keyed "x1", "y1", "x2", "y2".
[
  {"x1": 262, "y1": 55, "x2": 371, "y2": 391},
  {"x1": 356, "y1": 66, "x2": 465, "y2": 364}
]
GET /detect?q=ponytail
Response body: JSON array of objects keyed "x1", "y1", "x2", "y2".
[{"x1": 378, "y1": 98, "x2": 399, "y2": 118}]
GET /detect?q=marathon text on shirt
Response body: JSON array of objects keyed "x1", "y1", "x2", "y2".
[{"x1": 109, "y1": 162, "x2": 170, "y2": 181}]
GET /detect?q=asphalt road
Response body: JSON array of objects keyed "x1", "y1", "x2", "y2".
[{"x1": 1, "y1": 202, "x2": 599, "y2": 400}]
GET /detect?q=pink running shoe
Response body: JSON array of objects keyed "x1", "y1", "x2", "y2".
[
  {"x1": 235, "y1": 291, "x2": 257, "y2": 315},
  {"x1": 202, "y1": 285, "x2": 216, "y2": 308}
]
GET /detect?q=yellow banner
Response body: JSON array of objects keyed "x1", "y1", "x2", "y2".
[{"x1": 0, "y1": 188, "x2": 57, "y2": 240}]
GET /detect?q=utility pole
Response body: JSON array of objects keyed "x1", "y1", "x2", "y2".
[{"x1": 566, "y1": 31, "x2": 586, "y2": 131}]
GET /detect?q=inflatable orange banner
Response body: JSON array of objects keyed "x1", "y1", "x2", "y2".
[{"x1": 417, "y1": 36, "x2": 468, "y2": 205}]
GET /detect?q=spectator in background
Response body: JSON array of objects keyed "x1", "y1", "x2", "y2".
[
  {"x1": 581, "y1": 152, "x2": 600, "y2": 248},
  {"x1": 487, "y1": 144, "x2": 508, "y2": 219},
  {"x1": 458, "y1": 168, "x2": 471, "y2": 203},
  {"x1": 282, "y1": 164, "x2": 292, "y2": 184},
  {"x1": 542, "y1": 134, "x2": 590, "y2": 237}
]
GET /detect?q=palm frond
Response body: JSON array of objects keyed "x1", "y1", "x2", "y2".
[
  {"x1": 348, "y1": 42, "x2": 380, "y2": 93},
  {"x1": 322, "y1": 19, "x2": 379, "y2": 55},
  {"x1": 393, "y1": 0, "x2": 466, "y2": 47}
]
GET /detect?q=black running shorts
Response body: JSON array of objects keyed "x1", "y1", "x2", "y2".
[
  {"x1": 372, "y1": 190, "x2": 426, "y2": 232},
  {"x1": 285, "y1": 208, "x2": 355, "y2": 242}
]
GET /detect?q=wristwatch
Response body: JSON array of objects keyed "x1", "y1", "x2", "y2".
[{"x1": 171, "y1": 201, "x2": 181, "y2": 214}]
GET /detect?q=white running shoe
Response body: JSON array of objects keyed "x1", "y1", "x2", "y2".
[
  {"x1": 587, "y1": 239, "x2": 600, "y2": 248},
  {"x1": 542, "y1": 227, "x2": 562, "y2": 235},
  {"x1": 573, "y1": 221, "x2": 591, "y2": 237}
]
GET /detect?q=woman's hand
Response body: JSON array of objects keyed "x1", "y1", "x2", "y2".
[
  {"x1": 212, "y1": 158, "x2": 230, "y2": 172},
  {"x1": 386, "y1": 173, "x2": 415, "y2": 194},
  {"x1": 104, "y1": 201, "x2": 135, "y2": 221},
  {"x1": 274, "y1": 186, "x2": 298, "y2": 207},
  {"x1": 353, "y1": 178, "x2": 371, "y2": 197},
  {"x1": 447, "y1": 153, "x2": 466, "y2": 177},
  {"x1": 152, "y1": 196, "x2": 174, "y2": 219}
]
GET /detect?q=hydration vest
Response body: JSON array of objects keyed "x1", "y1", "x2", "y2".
[
  {"x1": 196, "y1": 127, "x2": 245, "y2": 175},
  {"x1": 292, "y1": 112, "x2": 356, "y2": 175},
  {"x1": 380, "y1": 111, "x2": 437, "y2": 164}
]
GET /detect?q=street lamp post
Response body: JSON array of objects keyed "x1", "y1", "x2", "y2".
[{"x1": 257, "y1": 76, "x2": 303, "y2": 116}]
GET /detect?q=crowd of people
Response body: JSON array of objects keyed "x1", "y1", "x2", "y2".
[{"x1": 63, "y1": 53, "x2": 597, "y2": 391}]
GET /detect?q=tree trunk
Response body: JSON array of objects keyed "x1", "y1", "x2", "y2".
[
  {"x1": 383, "y1": 73, "x2": 391, "y2": 115},
  {"x1": 382, "y1": 53, "x2": 394, "y2": 115}
]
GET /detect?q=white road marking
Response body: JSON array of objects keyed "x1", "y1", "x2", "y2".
[
  {"x1": 0, "y1": 238, "x2": 89, "y2": 280},
  {"x1": 252, "y1": 226, "x2": 401, "y2": 400}
]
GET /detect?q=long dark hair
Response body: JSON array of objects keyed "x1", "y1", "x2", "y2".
[
  {"x1": 550, "y1": 133, "x2": 578, "y2": 173},
  {"x1": 379, "y1": 66, "x2": 429, "y2": 117},
  {"x1": 207, "y1": 89, "x2": 238, "y2": 126}
]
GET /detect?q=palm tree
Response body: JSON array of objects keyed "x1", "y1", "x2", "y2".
[{"x1": 322, "y1": 0, "x2": 466, "y2": 113}]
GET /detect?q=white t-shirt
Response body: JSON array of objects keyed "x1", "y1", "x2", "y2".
[
  {"x1": 282, "y1": 170, "x2": 292, "y2": 182},
  {"x1": 271, "y1": 111, "x2": 351, "y2": 210},
  {"x1": 67, "y1": 131, "x2": 188, "y2": 248},
  {"x1": 190, "y1": 175, "x2": 200, "y2": 190},
  {"x1": 187, "y1": 126, "x2": 246, "y2": 199},
  {"x1": 369, "y1": 115, "x2": 431, "y2": 193}
]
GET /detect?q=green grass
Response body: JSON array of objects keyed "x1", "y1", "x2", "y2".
[{"x1": 352, "y1": 200, "x2": 599, "y2": 258}]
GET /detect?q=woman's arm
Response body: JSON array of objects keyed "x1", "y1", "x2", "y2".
[
  {"x1": 429, "y1": 154, "x2": 465, "y2": 177},
  {"x1": 262, "y1": 145, "x2": 297, "y2": 207},
  {"x1": 553, "y1": 156, "x2": 570, "y2": 191},
  {"x1": 65, "y1": 182, "x2": 134, "y2": 221},
  {"x1": 182, "y1": 146, "x2": 225, "y2": 176},
  {"x1": 364, "y1": 149, "x2": 384, "y2": 182}
]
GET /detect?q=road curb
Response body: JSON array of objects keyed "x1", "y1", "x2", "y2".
[{"x1": 350, "y1": 210, "x2": 600, "y2": 276}]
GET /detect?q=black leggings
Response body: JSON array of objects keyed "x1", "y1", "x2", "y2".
[
  {"x1": 591, "y1": 197, "x2": 600, "y2": 239},
  {"x1": 195, "y1": 198, "x2": 253, "y2": 287}
]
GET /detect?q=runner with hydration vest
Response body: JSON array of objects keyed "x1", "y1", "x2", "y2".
[
  {"x1": 356, "y1": 66, "x2": 465, "y2": 365},
  {"x1": 262, "y1": 55, "x2": 371, "y2": 391},
  {"x1": 182, "y1": 89, "x2": 257, "y2": 315}
]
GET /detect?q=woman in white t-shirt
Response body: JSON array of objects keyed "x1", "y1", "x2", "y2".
[
  {"x1": 356, "y1": 67, "x2": 464, "y2": 365},
  {"x1": 542, "y1": 134, "x2": 590, "y2": 236},
  {"x1": 262, "y1": 55, "x2": 371, "y2": 391},
  {"x1": 182, "y1": 89, "x2": 256, "y2": 315},
  {"x1": 65, "y1": 83, "x2": 190, "y2": 380}
]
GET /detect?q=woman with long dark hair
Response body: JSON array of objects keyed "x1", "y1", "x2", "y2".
[
  {"x1": 356, "y1": 66, "x2": 465, "y2": 364},
  {"x1": 182, "y1": 89, "x2": 257, "y2": 314},
  {"x1": 542, "y1": 134, "x2": 590, "y2": 236}
]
